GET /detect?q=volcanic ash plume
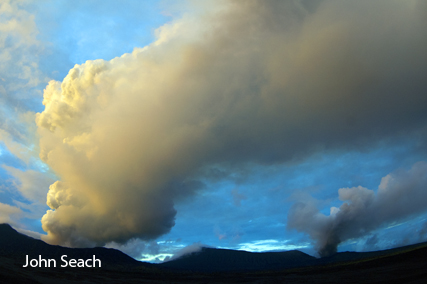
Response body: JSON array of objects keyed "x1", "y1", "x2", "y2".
[
  {"x1": 36, "y1": 0, "x2": 427, "y2": 246},
  {"x1": 287, "y1": 162, "x2": 427, "y2": 257}
]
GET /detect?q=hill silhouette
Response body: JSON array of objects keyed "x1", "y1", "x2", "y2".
[
  {"x1": 159, "y1": 241, "x2": 427, "y2": 273},
  {"x1": 0, "y1": 223, "x2": 145, "y2": 269},
  {"x1": 159, "y1": 247, "x2": 318, "y2": 272},
  {"x1": 1, "y1": 223, "x2": 427, "y2": 283}
]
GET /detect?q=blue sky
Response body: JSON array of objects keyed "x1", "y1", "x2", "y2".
[{"x1": 1, "y1": 0, "x2": 427, "y2": 263}]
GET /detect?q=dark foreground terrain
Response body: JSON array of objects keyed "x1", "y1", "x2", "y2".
[{"x1": 1, "y1": 224, "x2": 427, "y2": 283}]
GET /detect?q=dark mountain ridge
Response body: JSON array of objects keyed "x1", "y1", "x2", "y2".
[
  {"x1": 159, "y1": 240, "x2": 427, "y2": 272},
  {"x1": 159, "y1": 247, "x2": 318, "y2": 272},
  {"x1": 2, "y1": 223, "x2": 427, "y2": 283},
  {"x1": 0, "y1": 223, "x2": 145, "y2": 269}
]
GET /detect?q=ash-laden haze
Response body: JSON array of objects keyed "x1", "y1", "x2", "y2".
[
  {"x1": 287, "y1": 162, "x2": 427, "y2": 257},
  {"x1": 36, "y1": 0, "x2": 427, "y2": 247}
]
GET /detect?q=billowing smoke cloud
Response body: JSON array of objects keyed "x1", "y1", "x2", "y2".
[
  {"x1": 287, "y1": 162, "x2": 427, "y2": 257},
  {"x1": 36, "y1": 0, "x2": 427, "y2": 246}
]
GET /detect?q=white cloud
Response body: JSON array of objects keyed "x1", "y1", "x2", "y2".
[
  {"x1": 235, "y1": 239, "x2": 308, "y2": 252},
  {"x1": 166, "y1": 242, "x2": 206, "y2": 261},
  {"x1": 0, "y1": 202, "x2": 22, "y2": 225},
  {"x1": 3, "y1": 165, "x2": 54, "y2": 204}
]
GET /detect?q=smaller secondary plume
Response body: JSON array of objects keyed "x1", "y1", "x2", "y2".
[{"x1": 287, "y1": 161, "x2": 427, "y2": 257}]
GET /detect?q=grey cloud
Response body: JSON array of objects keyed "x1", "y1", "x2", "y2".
[
  {"x1": 287, "y1": 161, "x2": 427, "y2": 257},
  {"x1": 363, "y1": 234, "x2": 379, "y2": 251}
]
